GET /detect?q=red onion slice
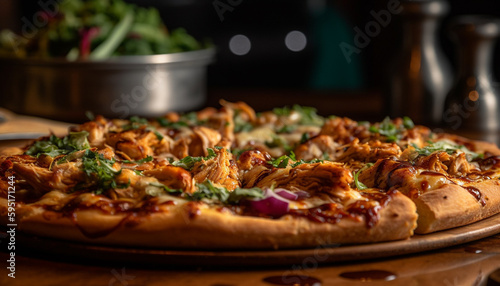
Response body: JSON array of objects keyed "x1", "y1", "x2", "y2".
[
  {"x1": 248, "y1": 188, "x2": 290, "y2": 217},
  {"x1": 275, "y1": 188, "x2": 299, "y2": 201},
  {"x1": 294, "y1": 190, "x2": 310, "y2": 199},
  {"x1": 80, "y1": 27, "x2": 100, "y2": 58}
]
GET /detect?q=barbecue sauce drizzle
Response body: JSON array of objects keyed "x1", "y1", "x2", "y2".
[
  {"x1": 41, "y1": 196, "x2": 175, "y2": 238},
  {"x1": 373, "y1": 157, "x2": 491, "y2": 206}
]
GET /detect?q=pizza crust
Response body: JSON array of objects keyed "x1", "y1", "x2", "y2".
[
  {"x1": 414, "y1": 180, "x2": 500, "y2": 233},
  {"x1": 0, "y1": 192, "x2": 417, "y2": 249},
  {"x1": 438, "y1": 133, "x2": 500, "y2": 155}
]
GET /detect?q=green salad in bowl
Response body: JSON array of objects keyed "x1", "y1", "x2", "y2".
[{"x1": 0, "y1": 0, "x2": 208, "y2": 60}]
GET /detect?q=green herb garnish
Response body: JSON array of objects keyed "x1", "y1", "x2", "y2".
[
  {"x1": 267, "y1": 151, "x2": 323, "y2": 168},
  {"x1": 171, "y1": 148, "x2": 218, "y2": 170},
  {"x1": 277, "y1": 125, "x2": 297, "y2": 134},
  {"x1": 265, "y1": 135, "x2": 292, "y2": 152},
  {"x1": 122, "y1": 155, "x2": 154, "y2": 164},
  {"x1": 412, "y1": 141, "x2": 483, "y2": 161},
  {"x1": 80, "y1": 149, "x2": 125, "y2": 194},
  {"x1": 291, "y1": 158, "x2": 323, "y2": 168},
  {"x1": 233, "y1": 109, "x2": 254, "y2": 133},
  {"x1": 273, "y1": 105, "x2": 325, "y2": 126},
  {"x1": 25, "y1": 131, "x2": 90, "y2": 157},
  {"x1": 403, "y1": 116, "x2": 415, "y2": 129},
  {"x1": 267, "y1": 152, "x2": 296, "y2": 168},
  {"x1": 300, "y1": 132, "x2": 310, "y2": 144},
  {"x1": 188, "y1": 181, "x2": 264, "y2": 204},
  {"x1": 146, "y1": 182, "x2": 182, "y2": 196},
  {"x1": 156, "y1": 117, "x2": 189, "y2": 129},
  {"x1": 354, "y1": 163, "x2": 373, "y2": 190},
  {"x1": 122, "y1": 116, "x2": 164, "y2": 140},
  {"x1": 369, "y1": 116, "x2": 414, "y2": 142}
]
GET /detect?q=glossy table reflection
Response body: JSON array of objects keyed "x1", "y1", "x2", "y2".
[{"x1": 1, "y1": 235, "x2": 500, "y2": 286}]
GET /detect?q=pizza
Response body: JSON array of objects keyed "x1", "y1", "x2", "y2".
[{"x1": 1, "y1": 100, "x2": 500, "y2": 249}]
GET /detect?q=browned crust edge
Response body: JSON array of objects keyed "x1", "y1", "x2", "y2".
[
  {"x1": 0, "y1": 192, "x2": 417, "y2": 249},
  {"x1": 414, "y1": 180, "x2": 500, "y2": 234}
]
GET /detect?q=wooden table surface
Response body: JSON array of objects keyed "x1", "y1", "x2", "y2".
[
  {"x1": 1, "y1": 234, "x2": 500, "y2": 286},
  {"x1": 1, "y1": 92, "x2": 500, "y2": 286}
]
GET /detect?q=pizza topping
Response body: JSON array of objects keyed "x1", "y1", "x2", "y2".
[
  {"x1": 187, "y1": 180, "x2": 264, "y2": 204},
  {"x1": 170, "y1": 147, "x2": 217, "y2": 170},
  {"x1": 77, "y1": 149, "x2": 126, "y2": 194},
  {"x1": 369, "y1": 117, "x2": 406, "y2": 142},
  {"x1": 294, "y1": 135, "x2": 339, "y2": 161},
  {"x1": 274, "y1": 188, "x2": 300, "y2": 200},
  {"x1": 464, "y1": 186, "x2": 486, "y2": 206},
  {"x1": 5, "y1": 101, "x2": 500, "y2": 243},
  {"x1": 413, "y1": 151, "x2": 476, "y2": 178},
  {"x1": 191, "y1": 147, "x2": 240, "y2": 191},
  {"x1": 290, "y1": 191, "x2": 390, "y2": 228},
  {"x1": 337, "y1": 139, "x2": 401, "y2": 164},
  {"x1": 247, "y1": 188, "x2": 292, "y2": 217},
  {"x1": 271, "y1": 105, "x2": 325, "y2": 127},
  {"x1": 142, "y1": 165, "x2": 194, "y2": 194},
  {"x1": 25, "y1": 131, "x2": 91, "y2": 157},
  {"x1": 479, "y1": 156, "x2": 500, "y2": 173},
  {"x1": 358, "y1": 159, "x2": 447, "y2": 195},
  {"x1": 411, "y1": 140, "x2": 483, "y2": 161},
  {"x1": 354, "y1": 163, "x2": 373, "y2": 190},
  {"x1": 289, "y1": 203, "x2": 350, "y2": 224}
]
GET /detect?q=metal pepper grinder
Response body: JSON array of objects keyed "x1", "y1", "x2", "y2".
[
  {"x1": 442, "y1": 16, "x2": 500, "y2": 138},
  {"x1": 388, "y1": 0, "x2": 452, "y2": 126}
]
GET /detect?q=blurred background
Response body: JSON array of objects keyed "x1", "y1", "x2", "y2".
[{"x1": 1, "y1": 0, "x2": 500, "y2": 124}]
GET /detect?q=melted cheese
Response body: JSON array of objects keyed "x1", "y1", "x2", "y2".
[
  {"x1": 236, "y1": 126, "x2": 275, "y2": 147},
  {"x1": 287, "y1": 188, "x2": 368, "y2": 210}
]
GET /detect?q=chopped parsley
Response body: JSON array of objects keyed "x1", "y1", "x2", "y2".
[
  {"x1": 187, "y1": 180, "x2": 264, "y2": 204},
  {"x1": 300, "y1": 132, "x2": 310, "y2": 144},
  {"x1": 233, "y1": 109, "x2": 254, "y2": 133},
  {"x1": 277, "y1": 125, "x2": 297, "y2": 134},
  {"x1": 354, "y1": 163, "x2": 373, "y2": 190},
  {"x1": 265, "y1": 135, "x2": 292, "y2": 152},
  {"x1": 146, "y1": 182, "x2": 182, "y2": 196},
  {"x1": 156, "y1": 117, "x2": 189, "y2": 129},
  {"x1": 25, "y1": 131, "x2": 90, "y2": 157},
  {"x1": 267, "y1": 153, "x2": 297, "y2": 168},
  {"x1": 234, "y1": 119, "x2": 253, "y2": 133},
  {"x1": 291, "y1": 158, "x2": 323, "y2": 168},
  {"x1": 122, "y1": 156, "x2": 154, "y2": 164},
  {"x1": 403, "y1": 116, "x2": 415, "y2": 129},
  {"x1": 79, "y1": 149, "x2": 125, "y2": 194},
  {"x1": 412, "y1": 141, "x2": 483, "y2": 161},
  {"x1": 273, "y1": 105, "x2": 325, "y2": 126},
  {"x1": 181, "y1": 112, "x2": 203, "y2": 125},
  {"x1": 122, "y1": 116, "x2": 164, "y2": 140},
  {"x1": 122, "y1": 116, "x2": 149, "y2": 130},
  {"x1": 157, "y1": 112, "x2": 206, "y2": 130},
  {"x1": 170, "y1": 148, "x2": 218, "y2": 170},
  {"x1": 369, "y1": 116, "x2": 414, "y2": 142},
  {"x1": 267, "y1": 152, "x2": 323, "y2": 168},
  {"x1": 293, "y1": 105, "x2": 325, "y2": 126}
]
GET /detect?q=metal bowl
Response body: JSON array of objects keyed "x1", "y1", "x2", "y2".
[{"x1": 0, "y1": 48, "x2": 215, "y2": 122}]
